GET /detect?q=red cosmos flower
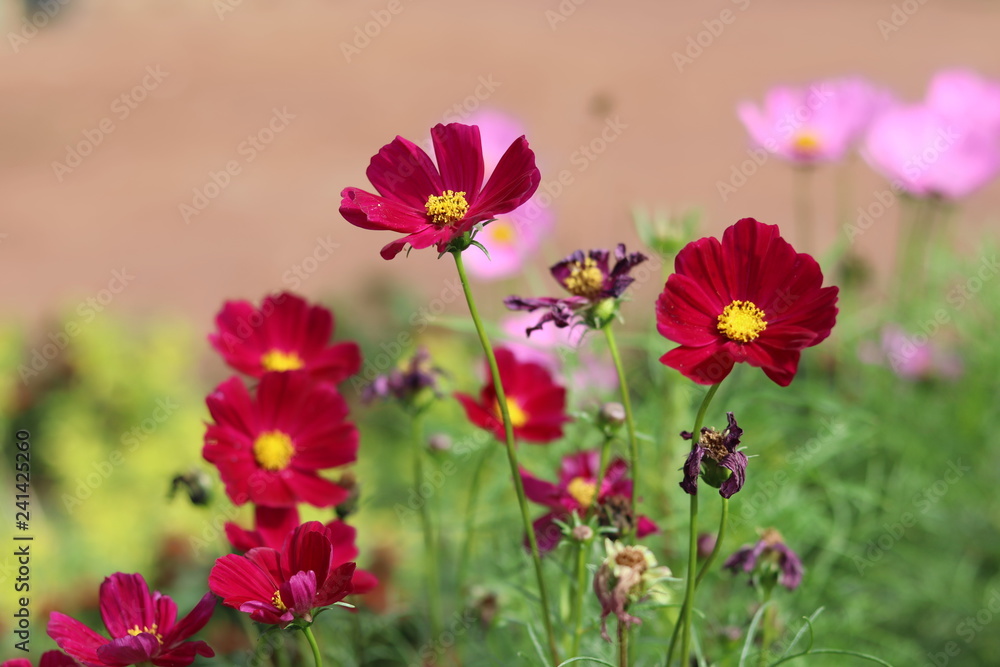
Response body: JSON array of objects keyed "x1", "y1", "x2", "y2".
[
  {"x1": 203, "y1": 371, "x2": 358, "y2": 507},
  {"x1": 47, "y1": 573, "x2": 214, "y2": 667},
  {"x1": 210, "y1": 292, "x2": 361, "y2": 383},
  {"x1": 520, "y1": 450, "x2": 659, "y2": 552},
  {"x1": 339, "y1": 123, "x2": 541, "y2": 259},
  {"x1": 225, "y1": 506, "x2": 378, "y2": 594},
  {"x1": 455, "y1": 347, "x2": 568, "y2": 444},
  {"x1": 656, "y1": 218, "x2": 838, "y2": 386},
  {"x1": 2, "y1": 652, "x2": 77, "y2": 667},
  {"x1": 209, "y1": 521, "x2": 358, "y2": 626}
]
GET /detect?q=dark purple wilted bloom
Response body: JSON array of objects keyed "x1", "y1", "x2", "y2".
[
  {"x1": 680, "y1": 412, "x2": 747, "y2": 498},
  {"x1": 724, "y1": 528, "x2": 803, "y2": 591},
  {"x1": 361, "y1": 347, "x2": 444, "y2": 409},
  {"x1": 505, "y1": 244, "x2": 648, "y2": 335}
]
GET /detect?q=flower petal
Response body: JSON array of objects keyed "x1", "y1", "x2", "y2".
[{"x1": 432, "y1": 123, "x2": 485, "y2": 196}]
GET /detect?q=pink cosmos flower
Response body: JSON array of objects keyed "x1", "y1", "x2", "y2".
[
  {"x1": 203, "y1": 372, "x2": 358, "y2": 507},
  {"x1": 521, "y1": 449, "x2": 658, "y2": 551},
  {"x1": 210, "y1": 292, "x2": 361, "y2": 383},
  {"x1": 926, "y1": 68, "x2": 1000, "y2": 139},
  {"x1": 738, "y1": 76, "x2": 891, "y2": 164},
  {"x1": 2, "y1": 653, "x2": 77, "y2": 667},
  {"x1": 209, "y1": 521, "x2": 357, "y2": 626},
  {"x1": 858, "y1": 324, "x2": 962, "y2": 381},
  {"x1": 340, "y1": 122, "x2": 541, "y2": 259},
  {"x1": 224, "y1": 506, "x2": 379, "y2": 593},
  {"x1": 460, "y1": 110, "x2": 555, "y2": 280},
  {"x1": 47, "y1": 573, "x2": 214, "y2": 667}
]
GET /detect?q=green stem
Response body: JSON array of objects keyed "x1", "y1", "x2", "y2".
[
  {"x1": 758, "y1": 588, "x2": 775, "y2": 667},
  {"x1": 665, "y1": 382, "x2": 721, "y2": 667},
  {"x1": 457, "y1": 444, "x2": 492, "y2": 597},
  {"x1": 603, "y1": 324, "x2": 640, "y2": 541},
  {"x1": 570, "y1": 538, "x2": 590, "y2": 657},
  {"x1": 412, "y1": 411, "x2": 443, "y2": 641},
  {"x1": 302, "y1": 626, "x2": 322, "y2": 667},
  {"x1": 452, "y1": 250, "x2": 560, "y2": 666},
  {"x1": 618, "y1": 615, "x2": 629, "y2": 667},
  {"x1": 695, "y1": 497, "x2": 729, "y2": 587},
  {"x1": 596, "y1": 432, "x2": 613, "y2": 498}
]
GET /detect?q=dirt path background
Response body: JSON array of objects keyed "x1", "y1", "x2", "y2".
[{"x1": 2, "y1": 0, "x2": 999, "y2": 334}]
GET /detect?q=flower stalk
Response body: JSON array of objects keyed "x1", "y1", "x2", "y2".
[
  {"x1": 412, "y1": 411, "x2": 444, "y2": 641},
  {"x1": 302, "y1": 626, "x2": 323, "y2": 667},
  {"x1": 603, "y1": 324, "x2": 640, "y2": 540}
]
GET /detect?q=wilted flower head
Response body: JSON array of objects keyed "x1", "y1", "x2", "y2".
[
  {"x1": 48, "y1": 573, "x2": 215, "y2": 667},
  {"x1": 680, "y1": 412, "x2": 747, "y2": 499},
  {"x1": 339, "y1": 122, "x2": 541, "y2": 259},
  {"x1": 593, "y1": 539, "x2": 671, "y2": 641},
  {"x1": 724, "y1": 528, "x2": 803, "y2": 591},
  {"x1": 505, "y1": 244, "x2": 648, "y2": 335},
  {"x1": 738, "y1": 76, "x2": 891, "y2": 164},
  {"x1": 361, "y1": 347, "x2": 444, "y2": 409}
]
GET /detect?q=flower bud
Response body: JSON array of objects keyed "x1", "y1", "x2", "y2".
[
  {"x1": 597, "y1": 402, "x2": 626, "y2": 434},
  {"x1": 572, "y1": 525, "x2": 594, "y2": 542}
]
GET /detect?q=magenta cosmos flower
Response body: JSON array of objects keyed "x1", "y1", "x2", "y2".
[
  {"x1": 225, "y1": 506, "x2": 378, "y2": 593},
  {"x1": 209, "y1": 521, "x2": 358, "y2": 625},
  {"x1": 738, "y1": 76, "x2": 890, "y2": 164},
  {"x1": 203, "y1": 371, "x2": 358, "y2": 507},
  {"x1": 455, "y1": 347, "x2": 569, "y2": 444},
  {"x1": 340, "y1": 122, "x2": 541, "y2": 259},
  {"x1": 47, "y1": 573, "x2": 214, "y2": 667},
  {"x1": 656, "y1": 218, "x2": 838, "y2": 386},
  {"x1": 210, "y1": 292, "x2": 361, "y2": 383},
  {"x1": 520, "y1": 449, "x2": 658, "y2": 551},
  {"x1": 460, "y1": 110, "x2": 555, "y2": 280},
  {"x1": 2, "y1": 653, "x2": 76, "y2": 667}
]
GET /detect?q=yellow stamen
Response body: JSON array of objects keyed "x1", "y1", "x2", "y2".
[
  {"x1": 261, "y1": 349, "x2": 304, "y2": 372},
  {"x1": 495, "y1": 398, "x2": 528, "y2": 428},
  {"x1": 792, "y1": 131, "x2": 821, "y2": 155},
  {"x1": 253, "y1": 430, "x2": 295, "y2": 471},
  {"x1": 717, "y1": 300, "x2": 767, "y2": 343},
  {"x1": 563, "y1": 257, "x2": 604, "y2": 297},
  {"x1": 567, "y1": 477, "x2": 597, "y2": 508},
  {"x1": 127, "y1": 624, "x2": 163, "y2": 644},
  {"x1": 425, "y1": 190, "x2": 469, "y2": 226},
  {"x1": 272, "y1": 590, "x2": 287, "y2": 611}
]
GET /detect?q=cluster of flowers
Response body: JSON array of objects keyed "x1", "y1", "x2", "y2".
[{"x1": 739, "y1": 68, "x2": 1000, "y2": 199}]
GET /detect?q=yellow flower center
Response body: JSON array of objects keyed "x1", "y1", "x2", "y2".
[
  {"x1": 495, "y1": 398, "x2": 528, "y2": 428},
  {"x1": 425, "y1": 190, "x2": 469, "y2": 226},
  {"x1": 272, "y1": 590, "x2": 287, "y2": 611},
  {"x1": 717, "y1": 300, "x2": 767, "y2": 343},
  {"x1": 253, "y1": 430, "x2": 295, "y2": 471},
  {"x1": 792, "y1": 131, "x2": 821, "y2": 155},
  {"x1": 567, "y1": 477, "x2": 597, "y2": 508},
  {"x1": 261, "y1": 349, "x2": 305, "y2": 372},
  {"x1": 490, "y1": 220, "x2": 516, "y2": 245},
  {"x1": 564, "y1": 257, "x2": 604, "y2": 297},
  {"x1": 127, "y1": 624, "x2": 163, "y2": 644}
]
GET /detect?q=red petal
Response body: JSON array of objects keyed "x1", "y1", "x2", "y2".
[
  {"x1": 365, "y1": 135, "x2": 443, "y2": 207},
  {"x1": 162, "y1": 592, "x2": 215, "y2": 647},
  {"x1": 656, "y1": 274, "x2": 724, "y2": 347},
  {"x1": 432, "y1": 123, "x2": 485, "y2": 197},
  {"x1": 660, "y1": 343, "x2": 736, "y2": 385},
  {"x1": 340, "y1": 188, "x2": 428, "y2": 233},
  {"x1": 48, "y1": 612, "x2": 107, "y2": 665},
  {"x1": 100, "y1": 573, "x2": 155, "y2": 639},
  {"x1": 468, "y1": 136, "x2": 540, "y2": 219}
]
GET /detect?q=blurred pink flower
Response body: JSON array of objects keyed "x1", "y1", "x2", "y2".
[
  {"x1": 462, "y1": 110, "x2": 555, "y2": 280},
  {"x1": 858, "y1": 325, "x2": 962, "y2": 381},
  {"x1": 863, "y1": 69, "x2": 1000, "y2": 199},
  {"x1": 737, "y1": 76, "x2": 891, "y2": 164}
]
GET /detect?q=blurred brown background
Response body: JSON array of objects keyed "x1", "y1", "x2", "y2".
[{"x1": 3, "y1": 0, "x2": 999, "y2": 331}]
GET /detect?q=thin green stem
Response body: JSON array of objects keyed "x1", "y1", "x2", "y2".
[
  {"x1": 618, "y1": 615, "x2": 629, "y2": 667},
  {"x1": 302, "y1": 626, "x2": 322, "y2": 667},
  {"x1": 452, "y1": 250, "x2": 560, "y2": 666},
  {"x1": 758, "y1": 588, "x2": 776, "y2": 667},
  {"x1": 603, "y1": 324, "x2": 639, "y2": 541},
  {"x1": 412, "y1": 411, "x2": 443, "y2": 641},
  {"x1": 666, "y1": 382, "x2": 721, "y2": 667},
  {"x1": 596, "y1": 432, "x2": 613, "y2": 497},
  {"x1": 457, "y1": 444, "x2": 491, "y2": 596},
  {"x1": 570, "y1": 538, "x2": 590, "y2": 657},
  {"x1": 695, "y1": 497, "x2": 729, "y2": 587}
]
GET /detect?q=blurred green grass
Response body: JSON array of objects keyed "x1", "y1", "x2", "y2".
[{"x1": 3, "y1": 234, "x2": 1000, "y2": 666}]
